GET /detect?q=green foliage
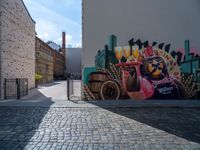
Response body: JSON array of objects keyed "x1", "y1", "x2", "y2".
[{"x1": 35, "y1": 73, "x2": 42, "y2": 82}]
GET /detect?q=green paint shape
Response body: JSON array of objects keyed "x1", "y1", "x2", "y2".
[{"x1": 83, "y1": 67, "x2": 97, "y2": 84}]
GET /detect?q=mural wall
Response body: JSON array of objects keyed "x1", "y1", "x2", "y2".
[{"x1": 83, "y1": 35, "x2": 200, "y2": 100}]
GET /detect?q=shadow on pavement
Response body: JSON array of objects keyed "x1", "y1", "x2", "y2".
[
  {"x1": 86, "y1": 101, "x2": 200, "y2": 144},
  {"x1": 21, "y1": 89, "x2": 51, "y2": 100},
  {"x1": 0, "y1": 97, "x2": 54, "y2": 149},
  {"x1": 37, "y1": 81, "x2": 62, "y2": 87}
]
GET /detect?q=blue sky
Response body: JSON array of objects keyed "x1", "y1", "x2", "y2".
[{"x1": 23, "y1": 0, "x2": 82, "y2": 48}]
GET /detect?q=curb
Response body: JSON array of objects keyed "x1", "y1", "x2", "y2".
[{"x1": 0, "y1": 100, "x2": 200, "y2": 108}]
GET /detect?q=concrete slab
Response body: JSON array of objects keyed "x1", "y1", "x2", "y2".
[{"x1": 21, "y1": 81, "x2": 68, "y2": 100}]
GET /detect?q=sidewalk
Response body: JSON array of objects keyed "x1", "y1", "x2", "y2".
[{"x1": 21, "y1": 81, "x2": 67, "y2": 100}]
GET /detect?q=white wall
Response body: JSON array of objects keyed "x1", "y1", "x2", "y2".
[
  {"x1": 83, "y1": 0, "x2": 200, "y2": 67},
  {"x1": 66, "y1": 48, "x2": 82, "y2": 76}
]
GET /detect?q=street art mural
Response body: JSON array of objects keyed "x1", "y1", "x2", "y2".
[{"x1": 83, "y1": 35, "x2": 200, "y2": 100}]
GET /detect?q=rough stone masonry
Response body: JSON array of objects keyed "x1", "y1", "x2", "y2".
[{"x1": 0, "y1": 0, "x2": 35, "y2": 99}]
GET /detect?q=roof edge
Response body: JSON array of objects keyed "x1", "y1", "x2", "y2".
[{"x1": 21, "y1": 0, "x2": 36, "y2": 23}]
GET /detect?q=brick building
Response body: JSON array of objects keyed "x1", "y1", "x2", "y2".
[
  {"x1": 0, "y1": 0, "x2": 35, "y2": 99},
  {"x1": 35, "y1": 37, "x2": 53, "y2": 84},
  {"x1": 47, "y1": 32, "x2": 66, "y2": 80},
  {"x1": 52, "y1": 50, "x2": 65, "y2": 80}
]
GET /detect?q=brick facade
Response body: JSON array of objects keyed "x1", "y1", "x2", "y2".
[
  {"x1": 36, "y1": 37, "x2": 65, "y2": 82},
  {"x1": 52, "y1": 50, "x2": 65, "y2": 80},
  {"x1": 35, "y1": 37, "x2": 53, "y2": 84},
  {"x1": 0, "y1": 0, "x2": 35, "y2": 99},
  {"x1": 47, "y1": 32, "x2": 66, "y2": 80}
]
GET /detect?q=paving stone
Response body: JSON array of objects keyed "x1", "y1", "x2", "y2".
[{"x1": 0, "y1": 107, "x2": 200, "y2": 149}]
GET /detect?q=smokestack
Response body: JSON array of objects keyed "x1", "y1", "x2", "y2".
[
  {"x1": 62, "y1": 32, "x2": 66, "y2": 56},
  {"x1": 62, "y1": 32, "x2": 66, "y2": 76}
]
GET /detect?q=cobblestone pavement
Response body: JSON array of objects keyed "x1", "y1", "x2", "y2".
[{"x1": 0, "y1": 107, "x2": 200, "y2": 150}]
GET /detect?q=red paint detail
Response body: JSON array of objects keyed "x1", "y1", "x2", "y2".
[
  {"x1": 121, "y1": 68, "x2": 154, "y2": 100},
  {"x1": 144, "y1": 46, "x2": 154, "y2": 57},
  {"x1": 116, "y1": 62, "x2": 140, "y2": 67}
]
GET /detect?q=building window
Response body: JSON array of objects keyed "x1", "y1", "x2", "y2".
[{"x1": 46, "y1": 65, "x2": 49, "y2": 72}]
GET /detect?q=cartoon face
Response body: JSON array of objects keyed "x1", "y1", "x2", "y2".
[
  {"x1": 141, "y1": 56, "x2": 167, "y2": 79},
  {"x1": 147, "y1": 59, "x2": 164, "y2": 77}
]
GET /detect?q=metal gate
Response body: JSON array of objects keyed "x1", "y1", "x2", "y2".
[
  {"x1": 67, "y1": 79, "x2": 81, "y2": 100},
  {"x1": 5, "y1": 78, "x2": 28, "y2": 99}
]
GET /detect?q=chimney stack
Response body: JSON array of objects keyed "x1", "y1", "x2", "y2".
[
  {"x1": 62, "y1": 32, "x2": 66, "y2": 56},
  {"x1": 62, "y1": 32, "x2": 66, "y2": 76}
]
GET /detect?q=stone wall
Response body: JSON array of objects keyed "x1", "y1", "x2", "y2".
[{"x1": 0, "y1": 0, "x2": 35, "y2": 99}]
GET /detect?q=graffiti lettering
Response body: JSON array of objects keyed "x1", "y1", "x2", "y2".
[
  {"x1": 128, "y1": 38, "x2": 184, "y2": 65},
  {"x1": 129, "y1": 39, "x2": 149, "y2": 49},
  {"x1": 129, "y1": 38, "x2": 171, "y2": 53},
  {"x1": 170, "y1": 51, "x2": 183, "y2": 65}
]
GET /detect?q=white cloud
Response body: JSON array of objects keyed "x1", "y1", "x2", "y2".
[
  {"x1": 66, "y1": 35, "x2": 73, "y2": 42},
  {"x1": 23, "y1": 0, "x2": 81, "y2": 46},
  {"x1": 37, "y1": 32, "x2": 49, "y2": 41},
  {"x1": 74, "y1": 43, "x2": 82, "y2": 48}
]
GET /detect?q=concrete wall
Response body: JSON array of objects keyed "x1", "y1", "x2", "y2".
[
  {"x1": 0, "y1": 0, "x2": 35, "y2": 99},
  {"x1": 0, "y1": 4, "x2": 2, "y2": 99},
  {"x1": 83, "y1": 0, "x2": 200, "y2": 67},
  {"x1": 66, "y1": 48, "x2": 82, "y2": 77}
]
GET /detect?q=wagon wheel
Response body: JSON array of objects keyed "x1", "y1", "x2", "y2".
[{"x1": 99, "y1": 80, "x2": 121, "y2": 100}]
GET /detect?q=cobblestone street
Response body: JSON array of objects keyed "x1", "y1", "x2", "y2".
[{"x1": 0, "y1": 107, "x2": 200, "y2": 150}]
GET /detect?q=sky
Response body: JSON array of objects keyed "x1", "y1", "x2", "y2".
[{"x1": 23, "y1": 0, "x2": 82, "y2": 48}]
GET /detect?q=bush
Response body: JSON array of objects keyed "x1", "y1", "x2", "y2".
[{"x1": 35, "y1": 73, "x2": 42, "y2": 87}]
